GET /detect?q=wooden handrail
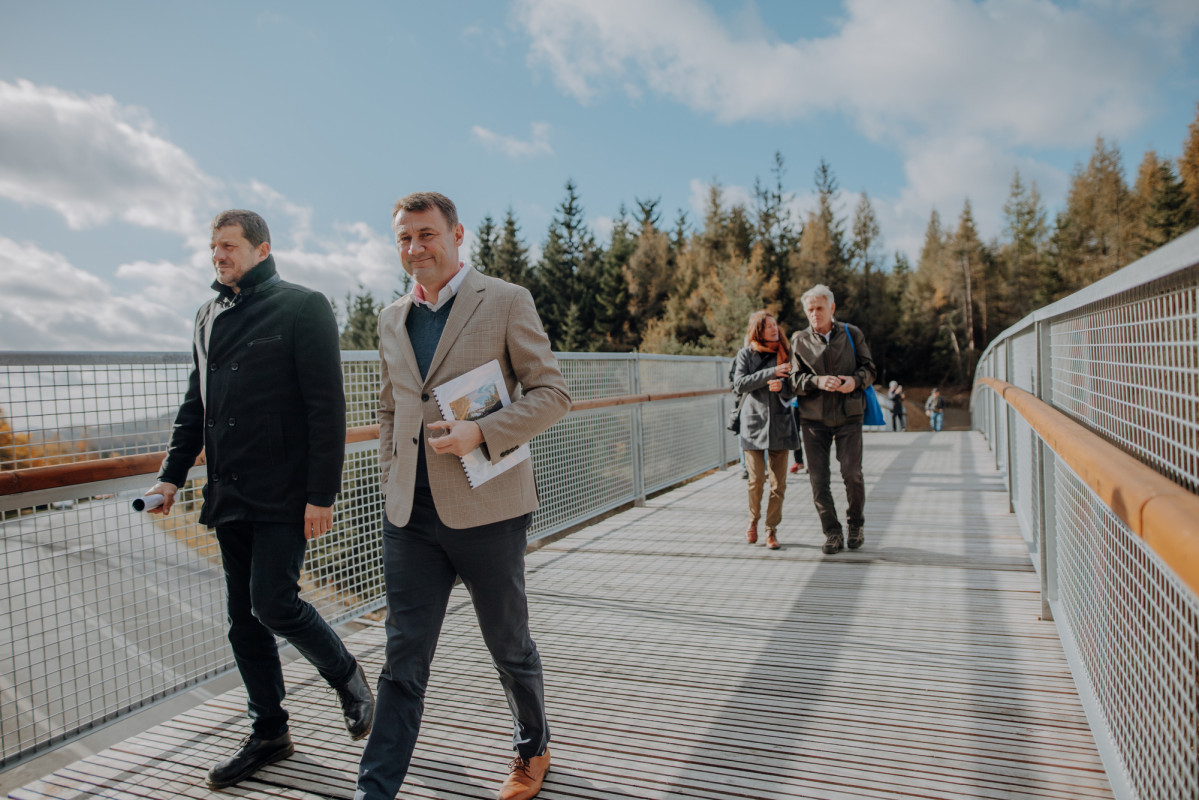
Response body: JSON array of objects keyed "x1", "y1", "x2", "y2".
[
  {"x1": 0, "y1": 388, "x2": 732, "y2": 496},
  {"x1": 977, "y1": 376, "x2": 1199, "y2": 596}
]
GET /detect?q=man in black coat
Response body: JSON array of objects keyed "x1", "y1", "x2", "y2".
[{"x1": 144, "y1": 209, "x2": 374, "y2": 789}]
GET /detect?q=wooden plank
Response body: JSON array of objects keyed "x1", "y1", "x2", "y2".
[{"x1": 9, "y1": 433, "x2": 1114, "y2": 799}]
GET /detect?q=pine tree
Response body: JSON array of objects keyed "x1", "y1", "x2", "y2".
[
  {"x1": 790, "y1": 159, "x2": 849, "y2": 308},
  {"x1": 337, "y1": 286, "x2": 383, "y2": 350},
  {"x1": 1000, "y1": 170, "x2": 1048, "y2": 324},
  {"x1": 848, "y1": 191, "x2": 889, "y2": 380},
  {"x1": 493, "y1": 208, "x2": 533, "y2": 289},
  {"x1": 753, "y1": 152, "x2": 798, "y2": 320},
  {"x1": 1179, "y1": 102, "x2": 1199, "y2": 228},
  {"x1": 593, "y1": 206, "x2": 635, "y2": 350},
  {"x1": 533, "y1": 180, "x2": 594, "y2": 348},
  {"x1": 1133, "y1": 151, "x2": 1191, "y2": 254},
  {"x1": 623, "y1": 216, "x2": 673, "y2": 347},
  {"x1": 1052, "y1": 137, "x2": 1134, "y2": 293},
  {"x1": 471, "y1": 214, "x2": 497, "y2": 274},
  {"x1": 950, "y1": 200, "x2": 985, "y2": 363}
]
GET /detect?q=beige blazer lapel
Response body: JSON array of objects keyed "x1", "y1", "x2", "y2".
[
  {"x1": 392, "y1": 295, "x2": 423, "y2": 386},
  {"x1": 425, "y1": 268, "x2": 484, "y2": 383}
]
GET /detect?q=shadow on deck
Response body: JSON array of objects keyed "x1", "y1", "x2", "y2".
[{"x1": 8, "y1": 431, "x2": 1113, "y2": 800}]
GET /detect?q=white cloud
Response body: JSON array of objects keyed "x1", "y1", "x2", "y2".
[
  {"x1": 471, "y1": 121, "x2": 554, "y2": 158},
  {"x1": 517, "y1": 0, "x2": 1194, "y2": 257},
  {"x1": 0, "y1": 237, "x2": 194, "y2": 350},
  {"x1": 0, "y1": 79, "x2": 413, "y2": 345},
  {"x1": 0, "y1": 80, "x2": 221, "y2": 235},
  {"x1": 514, "y1": 0, "x2": 1165, "y2": 147}
]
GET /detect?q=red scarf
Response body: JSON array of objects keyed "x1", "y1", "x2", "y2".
[{"x1": 750, "y1": 339, "x2": 789, "y2": 366}]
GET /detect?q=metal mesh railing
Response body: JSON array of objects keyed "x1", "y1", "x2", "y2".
[
  {"x1": 0, "y1": 352, "x2": 193, "y2": 470},
  {"x1": 0, "y1": 350, "x2": 733, "y2": 769},
  {"x1": 972, "y1": 227, "x2": 1199, "y2": 800},
  {"x1": 1055, "y1": 464, "x2": 1199, "y2": 800},
  {"x1": 1050, "y1": 271, "x2": 1199, "y2": 493}
]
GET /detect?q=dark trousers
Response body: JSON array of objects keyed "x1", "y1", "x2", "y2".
[
  {"x1": 355, "y1": 488, "x2": 547, "y2": 800},
  {"x1": 215, "y1": 521, "x2": 357, "y2": 739},
  {"x1": 801, "y1": 420, "x2": 866, "y2": 534},
  {"x1": 790, "y1": 407, "x2": 805, "y2": 465}
]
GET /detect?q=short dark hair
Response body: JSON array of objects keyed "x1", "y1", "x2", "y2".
[
  {"x1": 391, "y1": 192, "x2": 458, "y2": 230},
  {"x1": 211, "y1": 209, "x2": 271, "y2": 247}
]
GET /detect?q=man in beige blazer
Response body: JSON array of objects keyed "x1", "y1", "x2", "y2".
[{"x1": 355, "y1": 192, "x2": 570, "y2": 800}]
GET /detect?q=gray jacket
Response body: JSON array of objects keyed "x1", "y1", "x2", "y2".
[
  {"x1": 790, "y1": 322, "x2": 877, "y2": 427},
  {"x1": 733, "y1": 346, "x2": 799, "y2": 451}
]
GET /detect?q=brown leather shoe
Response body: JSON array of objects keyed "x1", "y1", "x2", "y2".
[
  {"x1": 498, "y1": 749, "x2": 550, "y2": 800},
  {"x1": 745, "y1": 520, "x2": 758, "y2": 544},
  {"x1": 765, "y1": 530, "x2": 780, "y2": 549}
]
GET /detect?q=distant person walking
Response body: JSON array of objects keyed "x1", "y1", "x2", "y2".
[
  {"x1": 888, "y1": 381, "x2": 907, "y2": 431},
  {"x1": 733, "y1": 310, "x2": 799, "y2": 551},
  {"x1": 925, "y1": 388, "x2": 945, "y2": 432},
  {"x1": 790, "y1": 285, "x2": 876, "y2": 555}
]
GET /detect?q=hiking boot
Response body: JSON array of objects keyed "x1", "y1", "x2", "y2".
[
  {"x1": 821, "y1": 532, "x2": 843, "y2": 555},
  {"x1": 847, "y1": 525, "x2": 865, "y2": 550}
]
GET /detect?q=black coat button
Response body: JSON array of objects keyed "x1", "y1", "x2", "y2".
[
  {"x1": 212, "y1": 474, "x2": 220, "y2": 482},
  {"x1": 421, "y1": 393, "x2": 430, "y2": 402},
  {"x1": 207, "y1": 419, "x2": 215, "y2": 427},
  {"x1": 209, "y1": 363, "x2": 218, "y2": 371},
  {"x1": 228, "y1": 417, "x2": 236, "y2": 427},
  {"x1": 231, "y1": 472, "x2": 239, "y2": 481},
  {"x1": 231, "y1": 362, "x2": 239, "y2": 371},
  {"x1": 412, "y1": 437, "x2": 418, "y2": 444}
]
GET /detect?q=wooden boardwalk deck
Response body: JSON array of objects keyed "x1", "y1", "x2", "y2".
[{"x1": 10, "y1": 431, "x2": 1113, "y2": 799}]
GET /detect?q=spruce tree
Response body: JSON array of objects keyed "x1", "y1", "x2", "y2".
[
  {"x1": 533, "y1": 180, "x2": 594, "y2": 349},
  {"x1": 1179, "y1": 102, "x2": 1199, "y2": 228},
  {"x1": 471, "y1": 214, "x2": 497, "y2": 274},
  {"x1": 337, "y1": 286, "x2": 383, "y2": 350},
  {"x1": 1001, "y1": 170, "x2": 1048, "y2": 324},
  {"x1": 493, "y1": 208, "x2": 533, "y2": 289},
  {"x1": 791, "y1": 159, "x2": 849, "y2": 306},
  {"x1": 849, "y1": 191, "x2": 888, "y2": 378},
  {"x1": 594, "y1": 206, "x2": 635, "y2": 350},
  {"x1": 1134, "y1": 152, "x2": 1190, "y2": 254},
  {"x1": 1053, "y1": 137, "x2": 1133, "y2": 293}
]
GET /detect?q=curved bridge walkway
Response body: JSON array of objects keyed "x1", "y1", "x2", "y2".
[{"x1": 10, "y1": 431, "x2": 1113, "y2": 799}]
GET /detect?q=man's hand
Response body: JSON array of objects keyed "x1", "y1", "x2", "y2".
[
  {"x1": 427, "y1": 419, "x2": 485, "y2": 457},
  {"x1": 305, "y1": 504, "x2": 334, "y2": 540},
  {"x1": 815, "y1": 375, "x2": 842, "y2": 391},
  {"x1": 144, "y1": 482, "x2": 178, "y2": 515},
  {"x1": 767, "y1": 379, "x2": 783, "y2": 392},
  {"x1": 836, "y1": 375, "x2": 857, "y2": 393}
]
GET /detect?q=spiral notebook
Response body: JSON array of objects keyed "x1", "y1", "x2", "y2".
[{"x1": 431, "y1": 359, "x2": 530, "y2": 488}]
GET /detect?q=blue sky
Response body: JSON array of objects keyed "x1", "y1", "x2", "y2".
[{"x1": 1, "y1": 0, "x2": 1197, "y2": 350}]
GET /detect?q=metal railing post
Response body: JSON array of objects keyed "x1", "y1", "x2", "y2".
[
  {"x1": 630, "y1": 354, "x2": 646, "y2": 507},
  {"x1": 1035, "y1": 318, "x2": 1055, "y2": 621}
]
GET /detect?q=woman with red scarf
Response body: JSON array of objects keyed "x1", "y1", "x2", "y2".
[{"x1": 732, "y1": 310, "x2": 800, "y2": 550}]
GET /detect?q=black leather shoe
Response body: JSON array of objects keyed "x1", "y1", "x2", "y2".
[
  {"x1": 822, "y1": 532, "x2": 843, "y2": 555},
  {"x1": 847, "y1": 525, "x2": 865, "y2": 550},
  {"x1": 336, "y1": 661, "x2": 374, "y2": 740},
  {"x1": 206, "y1": 732, "x2": 294, "y2": 789}
]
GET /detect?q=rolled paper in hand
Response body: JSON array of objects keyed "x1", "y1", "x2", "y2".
[{"x1": 132, "y1": 494, "x2": 165, "y2": 512}]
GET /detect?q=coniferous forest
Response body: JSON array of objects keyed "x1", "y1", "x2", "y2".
[{"x1": 339, "y1": 104, "x2": 1199, "y2": 388}]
